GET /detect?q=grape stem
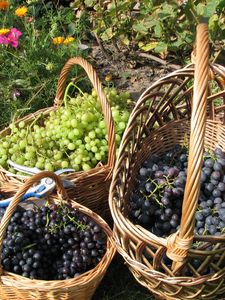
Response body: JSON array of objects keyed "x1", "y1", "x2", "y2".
[{"x1": 63, "y1": 82, "x2": 85, "y2": 108}]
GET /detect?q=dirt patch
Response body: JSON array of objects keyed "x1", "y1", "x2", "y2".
[{"x1": 89, "y1": 45, "x2": 183, "y2": 101}]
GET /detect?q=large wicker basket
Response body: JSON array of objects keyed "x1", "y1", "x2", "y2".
[
  {"x1": 109, "y1": 23, "x2": 225, "y2": 299},
  {"x1": 0, "y1": 171, "x2": 116, "y2": 300},
  {"x1": 0, "y1": 57, "x2": 116, "y2": 219}
]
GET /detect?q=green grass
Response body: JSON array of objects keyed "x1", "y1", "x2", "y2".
[{"x1": 92, "y1": 254, "x2": 155, "y2": 300}]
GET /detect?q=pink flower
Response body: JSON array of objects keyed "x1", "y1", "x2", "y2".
[
  {"x1": 0, "y1": 34, "x2": 9, "y2": 45},
  {"x1": 0, "y1": 27, "x2": 22, "y2": 48}
]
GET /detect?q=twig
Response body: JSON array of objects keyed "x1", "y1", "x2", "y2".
[
  {"x1": 93, "y1": 32, "x2": 111, "y2": 61},
  {"x1": 138, "y1": 52, "x2": 181, "y2": 70},
  {"x1": 212, "y1": 50, "x2": 222, "y2": 64}
]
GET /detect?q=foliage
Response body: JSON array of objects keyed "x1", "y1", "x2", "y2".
[
  {"x1": 70, "y1": 0, "x2": 225, "y2": 59},
  {"x1": 0, "y1": 0, "x2": 88, "y2": 129}
]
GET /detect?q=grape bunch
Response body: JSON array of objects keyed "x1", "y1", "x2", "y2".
[
  {"x1": 0, "y1": 203, "x2": 107, "y2": 280},
  {"x1": 128, "y1": 145, "x2": 225, "y2": 238},
  {"x1": 0, "y1": 87, "x2": 131, "y2": 172}
]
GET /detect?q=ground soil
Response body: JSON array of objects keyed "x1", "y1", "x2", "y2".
[{"x1": 89, "y1": 45, "x2": 183, "y2": 101}]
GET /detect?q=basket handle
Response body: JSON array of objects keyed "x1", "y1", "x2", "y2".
[
  {"x1": 0, "y1": 171, "x2": 67, "y2": 275},
  {"x1": 54, "y1": 57, "x2": 116, "y2": 169},
  {"x1": 166, "y1": 23, "x2": 209, "y2": 270}
]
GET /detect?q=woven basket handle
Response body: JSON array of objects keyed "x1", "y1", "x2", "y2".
[
  {"x1": 0, "y1": 171, "x2": 67, "y2": 275},
  {"x1": 166, "y1": 23, "x2": 209, "y2": 269},
  {"x1": 54, "y1": 57, "x2": 116, "y2": 169}
]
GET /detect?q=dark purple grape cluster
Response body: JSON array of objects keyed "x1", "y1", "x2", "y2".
[
  {"x1": 0, "y1": 203, "x2": 107, "y2": 280},
  {"x1": 128, "y1": 145, "x2": 225, "y2": 238}
]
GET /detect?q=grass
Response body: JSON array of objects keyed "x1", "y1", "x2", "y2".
[{"x1": 92, "y1": 253, "x2": 155, "y2": 300}]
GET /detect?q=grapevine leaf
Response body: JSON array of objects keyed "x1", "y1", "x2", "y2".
[
  {"x1": 84, "y1": 0, "x2": 94, "y2": 7},
  {"x1": 100, "y1": 28, "x2": 114, "y2": 41},
  {"x1": 138, "y1": 41, "x2": 158, "y2": 51},
  {"x1": 154, "y1": 42, "x2": 168, "y2": 54},
  {"x1": 132, "y1": 23, "x2": 148, "y2": 34}
]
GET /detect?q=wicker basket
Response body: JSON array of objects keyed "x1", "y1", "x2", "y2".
[
  {"x1": 0, "y1": 171, "x2": 116, "y2": 300},
  {"x1": 109, "y1": 23, "x2": 225, "y2": 300},
  {"x1": 0, "y1": 57, "x2": 116, "y2": 219}
]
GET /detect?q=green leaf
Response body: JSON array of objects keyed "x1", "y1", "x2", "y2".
[
  {"x1": 132, "y1": 23, "x2": 148, "y2": 34},
  {"x1": 121, "y1": 37, "x2": 130, "y2": 46},
  {"x1": 120, "y1": 72, "x2": 131, "y2": 79},
  {"x1": 196, "y1": 1, "x2": 220, "y2": 19},
  {"x1": 204, "y1": 1, "x2": 220, "y2": 18},
  {"x1": 84, "y1": 0, "x2": 94, "y2": 7},
  {"x1": 158, "y1": 4, "x2": 175, "y2": 19},
  {"x1": 100, "y1": 28, "x2": 114, "y2": 41},
  {"x1": 154, "y1": 42, "x2": 167, "y2": 53},
  {"x1": 143, "y1": 17, "x2": 158, "y2": 29},
  {"x1": 209, "y1": 14, "x2": 219, "y2": 32},
  {"x1": 138, "y1": 41, "x2": 158, "y2": 51},
  {"x1": 68, "y1": 22, "x2": 77, "y2": 35},
  {"x1": 154, "y1": 22, "x2": 162, "y2": 38}
]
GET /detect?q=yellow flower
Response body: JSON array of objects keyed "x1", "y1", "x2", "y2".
[
  {"x1": 0, "y1": 28, "x2": 10, "y2": 35},
  {"x1": 0, "y1": 1, "x2": 9, "y2": 10},
  {"x1": 15, "y1": 6, "x2": 28, "y2": 17},
  {"x1": 63, "y1": 36, "x2": 75, "y2": 45},
  {"x1": 52, "y1": 36, "x2": 64, "y2": 45}
]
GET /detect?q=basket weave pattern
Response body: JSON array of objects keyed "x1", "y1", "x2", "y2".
[
  {"x1": 0, "y1": 57, "x2": 116, "y2": 218},
  {"x1": 109, "y1": 24, "x2": 225, "y2": 299},
  {"x1": 0, "y1": 171, "x2": 116, "y2": 300}
]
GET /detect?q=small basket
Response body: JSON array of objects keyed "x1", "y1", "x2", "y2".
[
  {"x1": 0, "y1": 57, "x2": 116, "y2": 218},
  {"x1": 109, "y1": 23, "x2": 225, "y2": 300},
  {"x1": 0, "y1": 171, "x2": 116, "y2": 300}
]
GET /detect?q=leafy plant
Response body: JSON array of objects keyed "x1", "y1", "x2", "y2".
[
  {"x1": 70, "y1": 0, "x2": 225, "y2": 60},
  {"x1": 0, "y1": 0, "x2": 88, "y2": 129}
]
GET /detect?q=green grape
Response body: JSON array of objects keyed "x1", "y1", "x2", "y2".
[
  {"x1": 75, "y1": 139, "x2": 82, "y2": 146},
  {"x1": 68, "y1": 143, "x2": 76, "y2": 151},
  {"x1": 0, "y1": 86, "x2": 131, "y2": 173},
  {"x1": 88, "y1": 131, "x2": 96, "y2": 139},
  {"x1": 61, "y1": 160, "x2": 69, "y2": 168},
  {"x1": 118, "y1": 122, "x2": 126, "y2": 130},
  {"x1": 99, "y1": 120, "x2": 106, "y2": 129},
  {"x1": 54, "y1": 152, "x2": 63, "y2": 160},
  {"x1": 95, "y1": 153, "x2": 102, "y2": 161},
  {"x1": 82, "y1": 163, "x2": 91, "y2": 171},
  {"x1": 84, "y1": 136, "x2": 91, "y2": 143},
  {"x1": 74, "y1": 156, "x2": 82, "y2": 165},
  {"x1": 2, "y1": 141, "x2": 9, "y2": 149},
  {"x1": 85, "y1": 143, "x2": 91, "y2": 151},
  {"x1": 45, "y1": 162, "x2": 54, "y2": 171}
]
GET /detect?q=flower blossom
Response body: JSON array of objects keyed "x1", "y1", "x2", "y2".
[
  {"x1": 0, "y1": 28, "x2": 22, "y2": 48},
  {"x1": 52, "y1": 36, "x2": 64, "y2": 45},
  {"x1": 15, "y1": 6, "x2": 28, "y2": 17},
  {"x1": 0, "y1": 1, "x2": 9, "y2": 10},
  {"x1": 63, "y1": 36, "x2": 75, "y2": 45},
  {"x1": 0, "y1": 28, "x2": 10, "y2": 35}
]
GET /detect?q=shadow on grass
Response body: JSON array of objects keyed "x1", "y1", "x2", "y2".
[{"x1": 93, "y1": 253, "x2": 155, "y2": 300}]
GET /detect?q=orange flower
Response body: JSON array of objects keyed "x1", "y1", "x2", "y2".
[
  {"x1": 52, "y1": 36, "x2": 64, "y2": 45},
  {"x1": 0, "y1": 1, "x2": 9, "y2": 10},
  {"x1": 105, "y1": 74, "x2": 112, "y2": 82},
  {"x1": 15, "y1": 6, "x2": 28, "y2": 17},
  {"x1": 63, "y1": 36, "x2": 75, "y2": 45}
]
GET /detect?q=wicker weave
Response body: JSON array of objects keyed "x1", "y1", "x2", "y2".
[
  {"x1": 109, "y1": 23, "x2": 225, "y2": 299},
  {"x1": 0, "y1": 57, "x2": 116, "y2": 219},
  {"x1": 0, "y1": 171, "x2": 116, "y2": 300}
]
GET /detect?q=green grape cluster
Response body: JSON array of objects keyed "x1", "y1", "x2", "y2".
[{"x1": 0, "y1": 87, "x2": 131, "y2": 173}]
